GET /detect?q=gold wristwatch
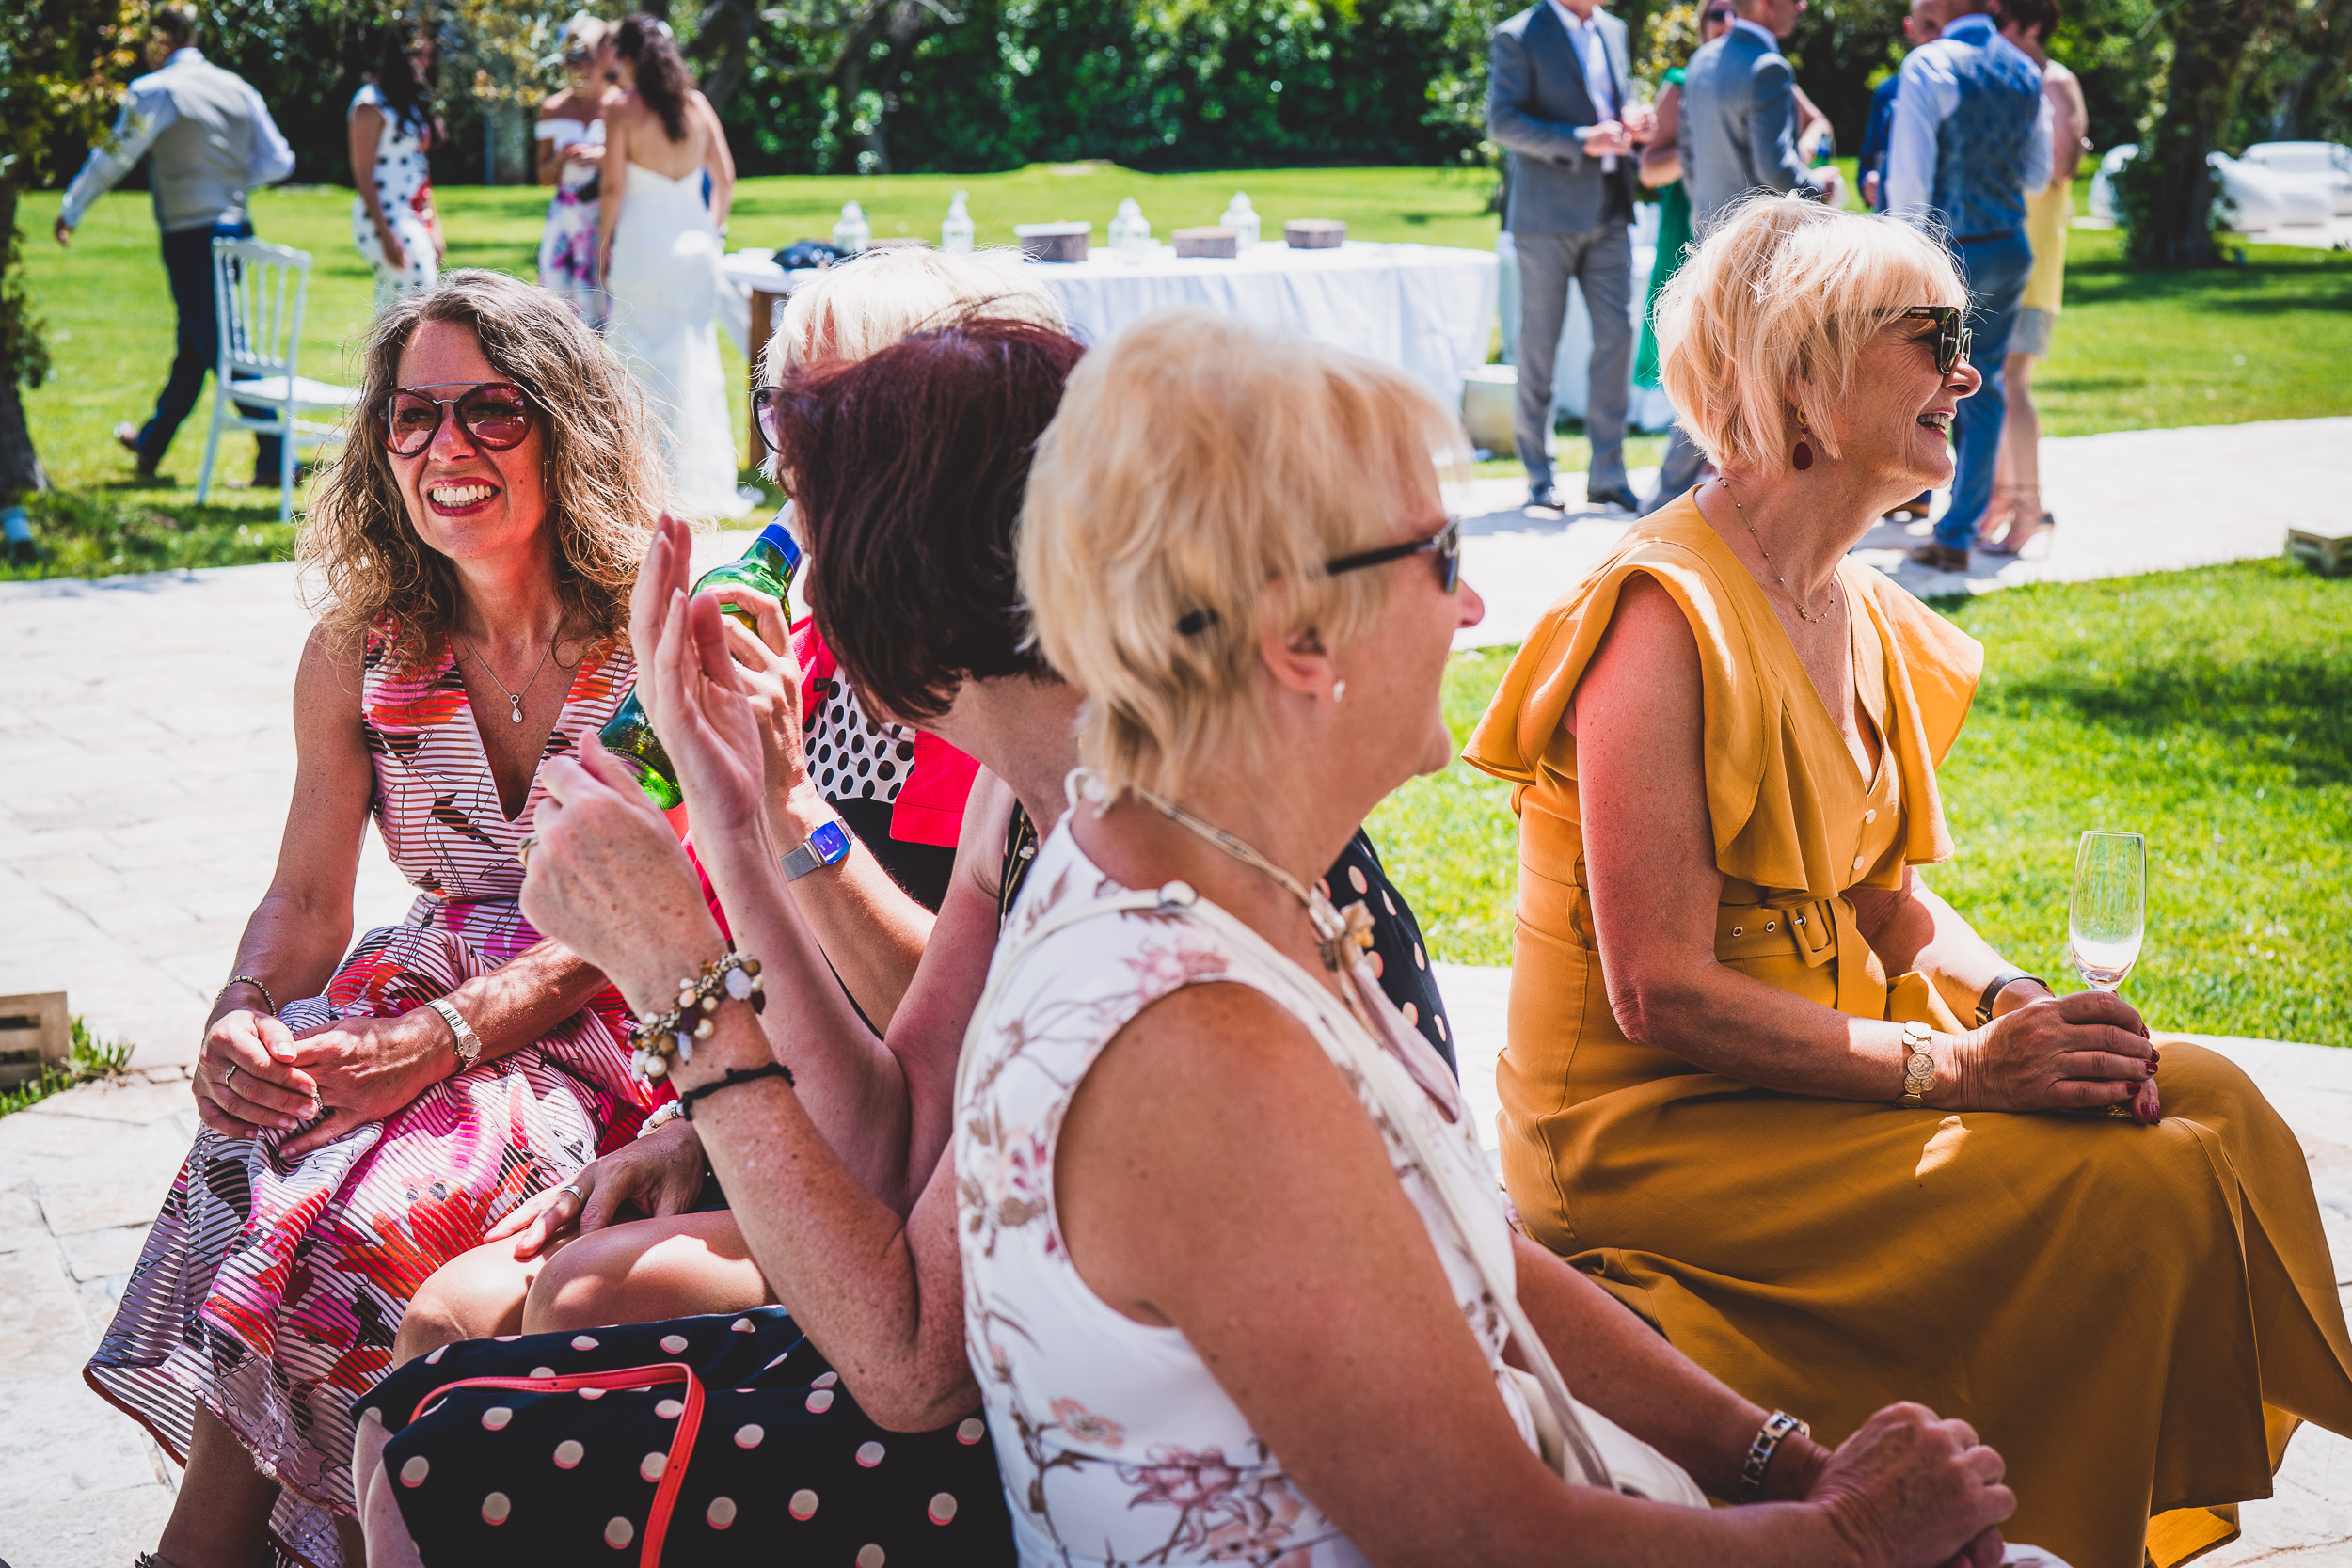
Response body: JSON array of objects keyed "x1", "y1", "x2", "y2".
[{"x1": 1896, "y1": 1021, "x2": 1935, "y2": 1107}]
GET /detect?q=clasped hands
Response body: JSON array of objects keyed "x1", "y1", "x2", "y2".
[
  {"x1": 1935, "y1": 988, "x2": 2162, "y2": 1121},
  {"x1": 1581, "y1": 103, "x2": 1657, "y2": 159},
  {"x1": 196, "y1": 1004, "x2": 465, "y2": 1158}
]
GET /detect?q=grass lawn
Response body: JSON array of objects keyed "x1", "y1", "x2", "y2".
[
  {"x1": 1370, "y1": 558, "x2": 2352, "y2": 1048},
  {"x1": 12, "y1": 165, "x2": 2351, "y2": 578}
]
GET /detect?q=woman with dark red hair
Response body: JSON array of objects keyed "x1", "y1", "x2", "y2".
[{"x1": 353, "y1": 316, "x2": 1458, "y2": 1567}]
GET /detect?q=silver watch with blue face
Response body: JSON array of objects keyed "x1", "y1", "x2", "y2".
[{"x1": 782, "y1": 817, "x2": 852, "y2": 881}]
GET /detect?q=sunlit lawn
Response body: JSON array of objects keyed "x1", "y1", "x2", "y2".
[{"x1": 1372, "y1": 558, "x2": 2352, "y2": 1048}]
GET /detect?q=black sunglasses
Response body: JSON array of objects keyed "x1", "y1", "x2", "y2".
[
  {"x1": 381, "y1": 382, "x2": 534, "y2": 456},
  {"x1": 1899, "y1": 306, "x2": 1973, "y2": 375},
  {"x1": 1327, "y1": 515, "x2": 1463, "y2": 594}
]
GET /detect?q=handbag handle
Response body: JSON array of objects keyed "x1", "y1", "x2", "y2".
[
  {"x1": 411, "y1": 1360, "x2": 707, "y2": 1568},
  {"x1": 961, "y1": 879, "x2": 1615, "y2": 1490}
]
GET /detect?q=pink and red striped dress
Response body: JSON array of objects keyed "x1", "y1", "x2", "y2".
[{"x1": 87, "y1": 627, "x2": 657, "y2": 1568}]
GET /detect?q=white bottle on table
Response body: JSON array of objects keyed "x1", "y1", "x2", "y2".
[
  {"x1": 1108, "y1": 197, "x2": 1152, "y2": 258},
  {"x1": 833, "y1": 200, "x2": 871, "y2": 255},
  {"x1": 942, "y1": 190, "x2": 975, "y2": 253},
  {"x1": 1220, "y1": 191, "x2": 1261, "y2": 249}
]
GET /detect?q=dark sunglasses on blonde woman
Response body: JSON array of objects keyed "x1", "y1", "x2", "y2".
[
  {"x1": 1899, "y1": 306, "x2": 1973, "y2": 376},
  {"x1": 381, "y1": 382, "x2": 534, "y2": 456}
]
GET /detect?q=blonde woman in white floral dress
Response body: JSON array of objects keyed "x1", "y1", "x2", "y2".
[{"x1": 960, "y1": 307, "x2": 2049, "y2": 1568}]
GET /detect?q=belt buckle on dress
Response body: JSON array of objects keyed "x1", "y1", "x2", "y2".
[{"x1": 1787, "y1": 902, "x2": 1836, "y2": 965}]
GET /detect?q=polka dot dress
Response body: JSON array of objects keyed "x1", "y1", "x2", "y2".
[
  {"x1": 349, "y1": 82, "x2": 438, "y2": 306},
  {"x1": 1327, "y1": 830, "x2": 1457, "y2": 1074},
  {"x1": 804, "y1": 674, "x2": 922, "y2": 805},
  {"x1": 366, "y1": 1307, "x2": 1011, "y2": 1566}
]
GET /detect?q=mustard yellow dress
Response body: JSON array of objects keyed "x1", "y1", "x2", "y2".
[{"x1": 1463, "y1": 499, "x2": 2352, "y2": 1568}]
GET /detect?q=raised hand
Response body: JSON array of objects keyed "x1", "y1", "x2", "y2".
[
  {"x1": 645, "y1": 588, "x2": 787, "y2": 834},
  {"x1": 698, "y1": 583, "x2": 813, "y2": 806},
  {"x1": 1809, "y1": 1402, "x2": 2013, "y2": 1568},
  {"x1": 1947, "y1": 990, "x2": 2155, "y2": 1115},
  {"x1": 520, "y1": 736, "x2": 721, "y2": 1008},
  {"x1": 626, "y1": 514, "x2": 699, "y2": 734}
]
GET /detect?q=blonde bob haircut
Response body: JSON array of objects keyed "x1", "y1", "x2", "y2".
[
  {"x1": 762, "y1": 246, "x2": 1064, "y2": 383},
  {"x1": 302, "y1": 269, "x2": 660, "y2": 671},
  {"x1": 1020, "y1": 308, "x2": 1461, "y2": 805},
  {"x1": 1656, "y1": 193, "x2": 1966, "y2": 478}
]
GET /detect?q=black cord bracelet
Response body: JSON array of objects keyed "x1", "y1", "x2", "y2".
[{"x1": 677, "y1": 1062, "x2": 795, "y2": 1119}]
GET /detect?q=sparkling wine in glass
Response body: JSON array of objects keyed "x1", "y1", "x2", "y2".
[{"x1": 2069, "y1": 831, "x2": 2146, "y2": 991}]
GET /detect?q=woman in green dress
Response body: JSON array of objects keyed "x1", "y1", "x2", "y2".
[{"x1": 1631, "y1": 6, "x2": 1733, "y2": 390}]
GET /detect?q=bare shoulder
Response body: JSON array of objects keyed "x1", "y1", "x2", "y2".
[
  {"x1": 1074, "y1": 981, "x2": 1363, "y2": 1165},
  {"x1": 295, "y1": 623, "x2": 366, "y2": 712}
]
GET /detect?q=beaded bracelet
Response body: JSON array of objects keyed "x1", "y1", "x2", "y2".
[
  {"x1": 217, "y1": 974, "x2": 278, "y2": 1016},
  {"x1": 627, "y1": 951, "x2": 765, "y2": 1082}
]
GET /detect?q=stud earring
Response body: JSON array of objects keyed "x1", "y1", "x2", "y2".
[
  {"x1": 1792, "y1": 409, "x2": 1815, "y2": 472},
  {"x1": 1331, "y1": 679, "x2": 1347, "y2": 705}
]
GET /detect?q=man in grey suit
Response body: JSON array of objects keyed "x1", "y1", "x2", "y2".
[
  {"x1": 1644, "y1": 0, "x2": 1840, "y2": 512},
  {"x1": 1488, "y1": 0, "x2": 1653, "y2": 514}
]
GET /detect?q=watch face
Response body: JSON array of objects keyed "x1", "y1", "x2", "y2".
[{"x1": 809, "y1": 819, "x2": 851, "y2": 863}]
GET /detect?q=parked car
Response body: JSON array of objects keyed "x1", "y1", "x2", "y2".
[
  {"x1": 2089, "y1": 143, "x2": 2334, "y2": 231},
  {"x1": 2241, "y1": 141, "x2": 2352, "y2": 215}
]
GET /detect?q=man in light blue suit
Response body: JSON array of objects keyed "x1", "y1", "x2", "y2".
[
  {"x1": 1488, "y1": 0, "x2": 1652, "y2": 514},
  {"x1": 1644, "y1": 0, "x2": 1840, "y2": 513}
]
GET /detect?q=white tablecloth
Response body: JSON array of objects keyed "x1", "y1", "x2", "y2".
[{"x1": 717, "y1": 242, "x2": 1500, "y2": 409}]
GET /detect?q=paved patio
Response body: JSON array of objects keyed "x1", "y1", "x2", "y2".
[{"x1": 2, "y1": 414, "x2": 2347, "y2": 1563}]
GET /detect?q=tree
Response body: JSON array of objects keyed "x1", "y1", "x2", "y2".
[
  {"x1": 2118, "y1": 0, "x2": 2298, "y2": 267},
  {"x1": 0, "y1": 0, "x2": 147, "y2": 502},
  {"x1": 697, "y1": 0, "x2": 960, "y2": 174}
]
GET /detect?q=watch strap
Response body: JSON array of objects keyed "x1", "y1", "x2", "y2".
[
  {"x1": 426, "y1": 997, "x2": 482, "y2": 1068},
  {"x1": 1975, "y1": 968, "x2": 2045, "y2": 1026},
  {"x1": 781, "y1": 818, "x2": 850, "y2": 882}
]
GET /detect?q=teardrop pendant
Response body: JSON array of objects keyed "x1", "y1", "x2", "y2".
[
  {"x1": 1792, "y1": 440, "x2": 1814, "y2": 471},
  {"x1": 510, "y1": 694, "x2": 525, "y2": 723}
]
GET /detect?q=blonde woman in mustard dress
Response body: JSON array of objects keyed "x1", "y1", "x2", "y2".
[{"x1": 1465, "y1": 198, "x2": 2352, "y2": 1568}]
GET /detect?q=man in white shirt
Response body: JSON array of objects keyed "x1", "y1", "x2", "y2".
[
  {"x1": 1883, "y1": 0, "x2": 2051, "y2": 571},
  {"x1": 54, "y1": 5, "x2": 295, "y2": 483},
  {"x1": 1487, "y1": 0, "x2": 1655, "y2": 514}
]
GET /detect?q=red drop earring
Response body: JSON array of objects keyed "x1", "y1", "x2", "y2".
[{"x1": 1792, "y1": 409, "x2": 1814, "y2": 471}]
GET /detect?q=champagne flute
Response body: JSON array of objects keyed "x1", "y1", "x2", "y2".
[{"x1": 2069, "y1": 831, "x2": 2145, "y2": 990}]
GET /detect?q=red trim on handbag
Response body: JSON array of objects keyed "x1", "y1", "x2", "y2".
[{"x1": 410, "y1": 1360, "x2": 706, "y2": 1567}]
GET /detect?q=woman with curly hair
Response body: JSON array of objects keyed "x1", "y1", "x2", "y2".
[{"x1": 87, "y1": 269, "x2": 669, "y2": 1568}]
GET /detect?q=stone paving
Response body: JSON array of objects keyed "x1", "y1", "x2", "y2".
[{"x1": 2, "y1": 416, "x2": 2348, "y2": 1563}]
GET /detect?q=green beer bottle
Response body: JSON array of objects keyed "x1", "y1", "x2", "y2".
[{"x1": 600, "y1": 510, "x2": 803, "y2": 809}]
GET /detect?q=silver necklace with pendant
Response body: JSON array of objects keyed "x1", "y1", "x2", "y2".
[{"x1": 459, "y1": 632, "x2": 558, "y2": 724}]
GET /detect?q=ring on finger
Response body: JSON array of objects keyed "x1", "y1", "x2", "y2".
[
  {"x1": 516, "y1": 832, "x2": 540, "y2": 868},
  {"x1": 558, "y1": 1183, "x2": 584, "y2": 1203},
  {"x1": 223, "y1": 1062, "x2": 240, "y2": 1085}
]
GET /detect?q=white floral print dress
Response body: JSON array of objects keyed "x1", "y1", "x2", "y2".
[{"x1": 957, "y1": 816, "x2": 1539, "y2": 1567}]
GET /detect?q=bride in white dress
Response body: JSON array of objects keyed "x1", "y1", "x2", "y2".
[{"x1": 597, "y1": 15, "x2": 747, "y2": 519}]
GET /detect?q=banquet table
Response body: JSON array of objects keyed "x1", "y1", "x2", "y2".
[{"x1": 717, "y1": 241, "x2": 1500, "y2": 453}]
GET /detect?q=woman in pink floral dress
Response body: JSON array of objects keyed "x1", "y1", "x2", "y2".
[{"x1": 87, "y1": 269, "x2": 667, "y2": 1568}]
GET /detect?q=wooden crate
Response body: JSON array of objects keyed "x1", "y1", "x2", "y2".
[
  {"x1": 0, "y1": 991, "x2": 70, "y2": 1090},
  {"x1": 2286, "y1": 522, "x2": 2352, "y2": 578}
]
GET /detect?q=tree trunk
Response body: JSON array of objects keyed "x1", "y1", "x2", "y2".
[
  {"x1": 691, "y1": 0, "x2": 755, "y2": 115},
  {"x1": 0, "y1": 180, "x2": 52, "y2": 503},
  {"x1": 2128, "y1": 0, "x2": 2294, "y2": 267}
]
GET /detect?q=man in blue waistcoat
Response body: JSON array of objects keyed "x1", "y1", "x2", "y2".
[{"x1": 1883, "y1": 0, "x2": 2051, "y2": 573}]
